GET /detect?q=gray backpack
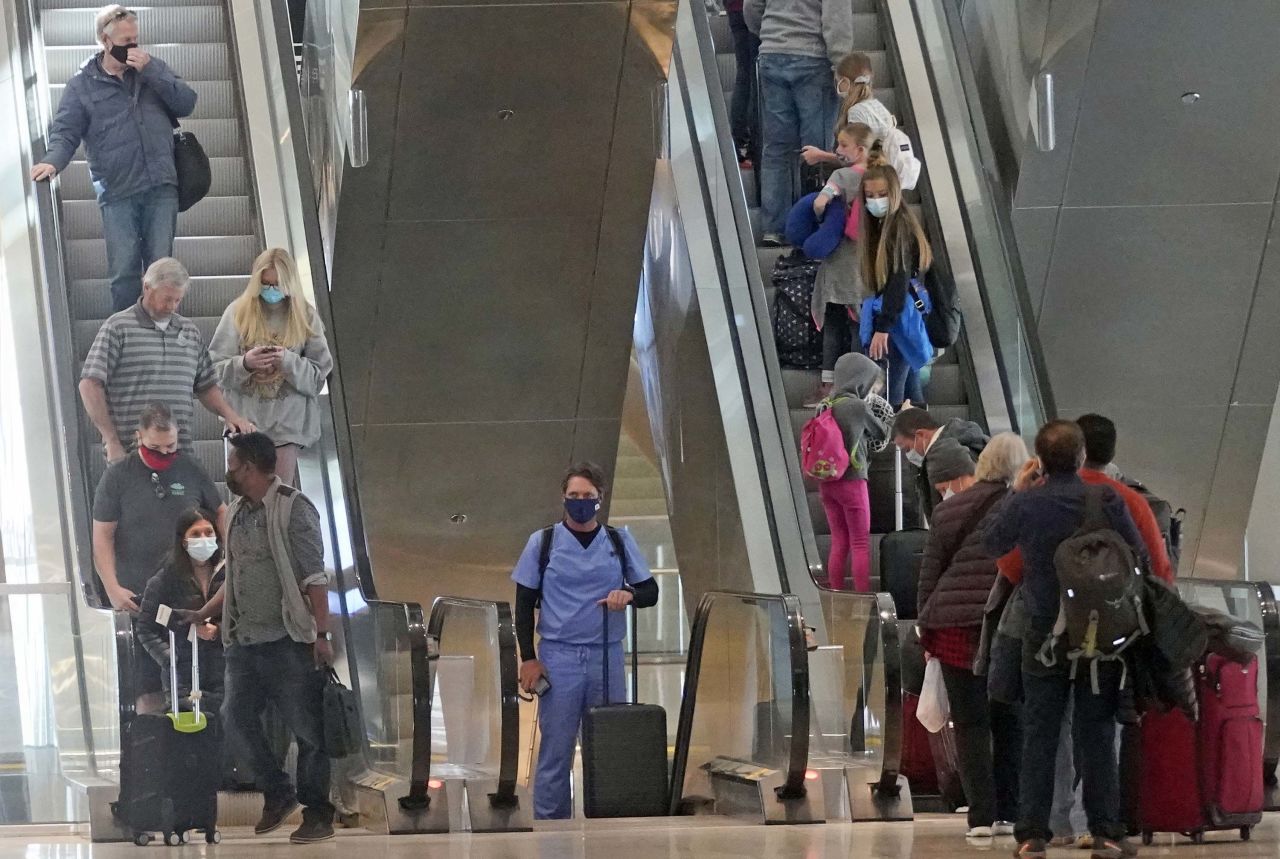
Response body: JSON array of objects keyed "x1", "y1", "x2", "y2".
[{"x1": 1039, "y1": 487, "x2": 1148, "y2": 691}]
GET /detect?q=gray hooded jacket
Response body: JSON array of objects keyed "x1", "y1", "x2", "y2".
[{"x1": 825, "y1": 353, "x2": 887, "y2": 481}]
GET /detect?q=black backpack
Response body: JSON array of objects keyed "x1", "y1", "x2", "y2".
[
  {"x1": 771, "y1": 251, "x2": 822, "y2": 369},
  {"x1": 911, "y1": 267, "x2": 961, "y2": 349},
  {"x1": 1041, "y1": 487, "x2": 1149, "y2": 691},
  {"x1": 1122, "y1": 477, "x2": 1185, "y2": 571}
]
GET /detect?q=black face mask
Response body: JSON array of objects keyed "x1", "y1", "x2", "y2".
[{"x1": 108, "y1": 42, "x2": 136, "y2": 64}]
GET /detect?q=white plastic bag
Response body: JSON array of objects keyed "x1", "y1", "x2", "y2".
[{"x1": 917, "y1": 657, "x2": 950, "y2": 734}]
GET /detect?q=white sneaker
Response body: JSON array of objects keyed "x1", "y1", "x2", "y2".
[
  {"x1": 993, "y1": 821, "x2": 1015, "y2": 836},
  {"x1": 965, "y1": 826, "x2": 993, "y2": 838}
]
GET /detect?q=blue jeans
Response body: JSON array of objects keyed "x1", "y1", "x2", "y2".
[
  {"x1": 224, "y1": 639, "x2": 334, "y2": 821},
  {"x1": 100, "y1": 184, "x2": 179, "y2": 312},
  {"x1": 534, "y1": 639, "x2": 625, "y2": 819},
  {"x1": 1015, "y1": 624, "x2": 1124, "y2": 843},
  {"x1": 759, "y1": 53, "x2": 836, "y2": 234},
  {"x1": 885, "y1": 343, "x2": 925, "y2": 409}
]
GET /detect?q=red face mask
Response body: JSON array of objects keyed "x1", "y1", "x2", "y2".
[{"x1": 138, "y1": 445, "x2": 178, "y2": 472}]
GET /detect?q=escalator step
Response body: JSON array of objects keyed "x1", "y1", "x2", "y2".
[
  {"x1": 38, "y1": 6, "x2": 226, "y2": 46},
  {"x1": 851, "y1": 13, "x2": 884, "y2": 50},
  {"x1": 57, "y1": 157, "x2": 250, "y2": 201},
  {"x1": 64, "y1": 234, "x2": 257, "y2": 281},
  {"x1": 44, "y1": 42, "x2": 229, "y2": 85},
  {"x1": 60, "y1": 196, "x2": 255, "y2": 241},
  {"x1": 69, "y1": 274, "x2": 247, "y2": 321}
]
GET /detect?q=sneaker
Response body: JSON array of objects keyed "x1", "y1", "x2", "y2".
[
  {"x1": 1090, "y1": 838, "x2": 1138, "y2": 859},
  {"x1": 1075, "y1": 834, "x2": 1095, "y2": 850},
  {"x1": 289, "y1": 817, "x2": 335, "y2": 844},
  {"x1": 993, "y1": 821, "x2": 1016, "y2": 836},
  {"x1": 1013, "y1": 839, "x2": 1047, "y2": 859},
  {"x1": 762, "y1": 232, "x2": 785, "y2": 248},
  {"x1": 966, "y1": 826, "x2": 994, "y2": 838},
  {"x1": 1049, "y1": 835, "x2": 1077, "y2": 847}
]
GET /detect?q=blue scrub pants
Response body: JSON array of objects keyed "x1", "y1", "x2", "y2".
[{"x1": 534, "y1": 639, "x2": 626, "y2": 819}]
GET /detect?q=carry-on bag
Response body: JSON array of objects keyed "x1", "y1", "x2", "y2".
[
  {"x1": 580, "y1": 600, "x2": 668, "y2": 817},
  {"x1": 879, "y1": 436, "x2": 927, "y2": 619},
  {"x1": 1138, "y1": 652, "x2": 1263, "y2": 844},
  {"x1": 771, "y1": 251, "x2": 823, "y2": 370},
  {"x1": 115, "y1": 613, "x2": 221, "y2": 846}
]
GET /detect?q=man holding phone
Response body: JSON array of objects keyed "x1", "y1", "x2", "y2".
[
  {"x1": 984, "y1": 421, "x2": 1148, "y2": 859},
  {"x1": 31, "y1": 4, "x2": 197, "y2": 312}
]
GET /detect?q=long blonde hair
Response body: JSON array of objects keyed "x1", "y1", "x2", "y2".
[
  {"x1": 834, "y1": 53, "x2": 875, "y2": 136},
  {"x1": 859, "y1": 164, "x2": 932, "y2": 291},
  {"x1": 231, "y1": 248, "x2": 316, "y2": 350}
]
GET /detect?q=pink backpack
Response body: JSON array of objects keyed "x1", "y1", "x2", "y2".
[{"x1": 800, "y1": 406, "x2": 849, "y2": 481}]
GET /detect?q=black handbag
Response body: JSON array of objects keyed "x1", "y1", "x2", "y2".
[
  {"x1": 322, "y1": 668, "x2": 362, "y2": 758},
  {"x1": 162, "y1": 106, "x2": 210, "y2": 212}
]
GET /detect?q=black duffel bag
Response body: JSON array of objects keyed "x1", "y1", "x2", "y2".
[{"x1": 163, "y1": 106, "x2": 210, "y2": 212}]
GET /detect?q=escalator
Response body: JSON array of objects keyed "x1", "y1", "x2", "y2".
[{"x1": 9, "y1": 0, "x2": 457, "y2": 839}]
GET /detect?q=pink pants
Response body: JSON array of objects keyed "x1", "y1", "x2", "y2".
[{"x1": 819, "y1": 477, "x2": 871, "y2": 591}]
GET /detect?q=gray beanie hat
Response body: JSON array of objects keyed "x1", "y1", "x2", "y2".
[{"x1": 925, "y1": 438, "x2": 976, "y2": 484}]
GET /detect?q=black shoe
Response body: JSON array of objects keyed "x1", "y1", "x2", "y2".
[
  {"x1": 1012, "y1": 839, "x2": 1047, "y2": 859},
  {"x1": 255, "y1": 796, "x2": 299, "y2": 835},
  {"x1": 1091, "y1": 838, "x2": 1139, "y2": 859},
  {"x1": 289, "y1": 816, "x2": 335, "y2": 844}
]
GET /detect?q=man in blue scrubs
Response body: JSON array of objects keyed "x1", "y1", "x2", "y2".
[{"x1": 512, "y1": 462, "x2": 659, "y2": 819}]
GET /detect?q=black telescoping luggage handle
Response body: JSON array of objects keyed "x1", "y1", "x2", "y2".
[{"x1": 601, "y1": 601, "x2": 641, "y2": 706}]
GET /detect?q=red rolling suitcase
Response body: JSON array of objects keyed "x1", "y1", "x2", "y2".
[{"x1": 1139, "y1": 653, "x2": 1262, "y2": 844}]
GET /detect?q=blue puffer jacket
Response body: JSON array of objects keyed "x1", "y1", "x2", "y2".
[{"x1": 44, "y1": 53, "x2": 197, "y2": 202}]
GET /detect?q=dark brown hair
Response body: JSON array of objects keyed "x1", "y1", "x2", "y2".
[{"x1": 561, "y1": 462, "x2": 608, "y2": 495}]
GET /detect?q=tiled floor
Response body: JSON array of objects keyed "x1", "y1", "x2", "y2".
[{"x1": 5, "y1": 815, "x2": 1280, "y2": 858}]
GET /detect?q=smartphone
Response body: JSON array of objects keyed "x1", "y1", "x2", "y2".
[{"x1": 532, "y1": 676, "x2": 551, "y2": 697}]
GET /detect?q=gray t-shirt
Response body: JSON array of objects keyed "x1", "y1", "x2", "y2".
[
  {"x1": 226, "y1": 495, "x2": 324, "y2": 646},
  {"x1": 91, "y1": 453, "x2": 221, "y2": 593}
]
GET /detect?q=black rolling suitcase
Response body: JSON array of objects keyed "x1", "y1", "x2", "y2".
[
  {"x1": 116, "y1": 618, "x2": 221, "y2": 846},
  {"x1": 580, "y1": 603, "x2": 668, "y2": 817},
  {"x1": 878, "y1": 440, "x2": 928, "y2": 620}
]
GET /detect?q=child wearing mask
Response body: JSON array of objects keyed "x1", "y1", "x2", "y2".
[
  {"x1": 802, "y1": 52, "x2": 922, "y2": 191},
  {"x1": 859, "y1": 163, "x2": 933, "y2": 409}
]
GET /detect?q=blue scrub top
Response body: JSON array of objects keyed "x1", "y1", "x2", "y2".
[{"x1": 511, "y1": 523, "x2": 653, "y2": 646}]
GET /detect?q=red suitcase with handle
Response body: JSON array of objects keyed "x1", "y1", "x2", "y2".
[{"x1": 1139, "y1": 653, "x2": 1262, "y2": 844}]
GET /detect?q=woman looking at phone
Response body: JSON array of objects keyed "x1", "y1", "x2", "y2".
[{"x1": 209, "y1": 248, "x2": 334, "y2": 484}]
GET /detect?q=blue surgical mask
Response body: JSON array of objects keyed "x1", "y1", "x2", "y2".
[
  {"x1": 866, "y1": 197, "x2": 890, "y2": 218},
  {"x1": 906, "y1": 450, "x2": 924, "y2": 468},
  {"x1": 260, "y1": 286, "x2": 285, "y2": 304},
  {"x1": 564, "y1": 497, "x2": 600, "y2": 525}
]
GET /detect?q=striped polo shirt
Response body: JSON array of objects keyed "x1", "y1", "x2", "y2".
[{"x1": 81, "y1": 302, "x2": 217, "y2": 452}]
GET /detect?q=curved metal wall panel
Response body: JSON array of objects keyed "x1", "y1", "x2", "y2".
[{"x1": 329, "y1": 0, "x2": 675, "y2": 607}]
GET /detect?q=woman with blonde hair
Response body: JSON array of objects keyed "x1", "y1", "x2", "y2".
[{"x1": 209, "y1": 248, "x2": 333, "y2": 484}]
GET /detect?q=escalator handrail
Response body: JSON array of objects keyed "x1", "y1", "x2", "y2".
[
  {"x1": 668, "y1": 590, "x2": 812, "y2": 813},
  {"x1": 879, "y1": 0, "x2": 1055, "y2": 430},
  {"x1": 1254, "y1": 582, "x2": 1280, "y2": 786},
  {"x1": 814, "y1": 587, "x2": 904, "y2": 792},
  {"x1": 425, "y1": 597, "x2": 522, "y2": 805}
]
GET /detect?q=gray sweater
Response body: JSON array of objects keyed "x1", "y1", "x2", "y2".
[
  {"x1": 825, "y1": 353, "x2": 887, "y2": 481},
  {"x1": 812, "y1": 167, "x2": 869, "y2": 319},
  {"x1": 209, "y1": 301, "x2": 334, "y2": 447},
  {"x1": 744, "y1": 0, "x2": 853, "y2": 64}
]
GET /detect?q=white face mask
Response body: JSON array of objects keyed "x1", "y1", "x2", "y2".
[
  {"x1": 941, "y1": 486, "x2": 956, "y2": 501},
  {"x1": 866, "y1": 197, "x2": 890, "y2": 218},
  {"x1": 905, "y1": 449, "x2": 924, "y2": 468},
  {"x1": 186, "y1": 536, "x2": 218, "y2": 563}
]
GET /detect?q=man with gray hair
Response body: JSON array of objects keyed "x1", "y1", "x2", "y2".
[
  {"x1": 30, "y1": 4, "x2": 197, "y2": 312},
  {"x1": 80, "y1": 257, "x2": 253, "y2": 462}
]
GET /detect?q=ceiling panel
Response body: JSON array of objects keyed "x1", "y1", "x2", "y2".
[
  {"x1": 1038, "y1": 203, "x2": 1270, "y2": 409},
  {"x1": 1055, "y1": 400, "x2": 1226, "y2": 577},
  {"x1": 1063, "y1": 0, "x2": 1280, "y2": 207},
  {"x1": 387, "y1": 4, "x2": 630, "y2": 222},
  {"x1": 361, "y1": 218, "x2": 600, "y2": 425}
]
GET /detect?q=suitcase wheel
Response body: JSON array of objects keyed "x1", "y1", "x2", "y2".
[
  {"x1": 165, "y1": 832, "x2": 182, "y2": 847},
  {"x1": 180, "y1": 832, "x2": 191, "y2": 844},
  {"x1": 1141, "y1": 831, "x2": 1152, "y2": 846},
  {"x1": 1191, "y1": 830, "x2": 1205, "y2": 845},
  {"x1": 133, "y1": 834, "x2": 152, "y2": 847},
  {"x1": 1242, "y1": 826, "x2": 1252, "y2": 842},
  {"x1": 205, "y1": 830, "x2": 221, "y2": 845}
]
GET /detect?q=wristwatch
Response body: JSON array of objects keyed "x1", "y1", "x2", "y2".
[{"x1": 319, "y1": 631, "x2": 333, "y2": 642}]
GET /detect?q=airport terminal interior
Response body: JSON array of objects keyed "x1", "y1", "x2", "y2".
[{"x1": 3, "y1": 0, "x2": 1280, "y2": 856}]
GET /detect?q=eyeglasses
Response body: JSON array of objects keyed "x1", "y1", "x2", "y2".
[{"x1": 150, "y1": 472, "x2": 167, "y2": 499}]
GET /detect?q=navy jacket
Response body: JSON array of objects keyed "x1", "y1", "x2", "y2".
[
  {"x1": 984, "y1": 472, "x2": 1149, "y2": 622},
  {"x1": 44, "y1": 53, "x2": 197, "y2": 202}
]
